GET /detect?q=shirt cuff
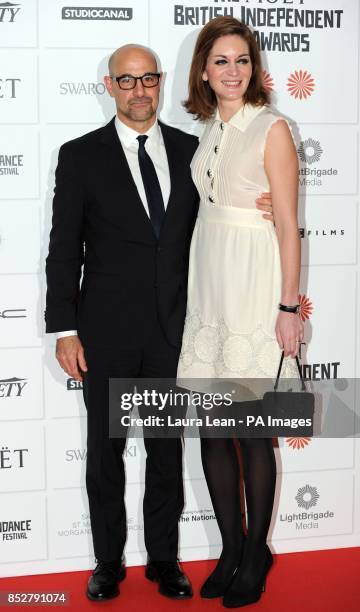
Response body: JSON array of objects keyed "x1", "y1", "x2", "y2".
[{"x1": 56, "y1": 330, "x2": 78, "y2": 339}]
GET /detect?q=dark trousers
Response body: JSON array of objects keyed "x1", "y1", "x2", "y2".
[{"x1": 82, "y1": 321, "x2": 183, "y2": 562}]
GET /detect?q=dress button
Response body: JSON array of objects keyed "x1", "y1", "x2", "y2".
[
  {"x1": 208, "y1": 195, "x2": 215, "y2": 203},
  {"x1": 207, "y1": 168, "x2": 213, "y2": 178},
  {"x1": 220, "y1": 122, "x2": 224, "y2": 130},
  {"x1": 214, "y1": 145, "x2": 219, "y2": 154}
]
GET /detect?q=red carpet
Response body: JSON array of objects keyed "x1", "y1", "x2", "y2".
[{"x1": 0, "y1": 547, "x2": 359, "y2": 611}]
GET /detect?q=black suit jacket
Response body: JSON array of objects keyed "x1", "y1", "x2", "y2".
[{"x1": 45, "y1": 117, "x2": 199, "y2": 348}]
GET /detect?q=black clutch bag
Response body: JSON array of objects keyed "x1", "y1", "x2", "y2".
[{"x1": 262, "y1": 351, "x2": 315, "y2": 437}]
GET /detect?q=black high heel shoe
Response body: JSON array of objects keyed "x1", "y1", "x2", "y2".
[
  {"x1": 222, "y1": 544, "x2": 273, "y2": 608},
  {"x1": 200, "y1": 539, "x2": 246, "y2": 599}
]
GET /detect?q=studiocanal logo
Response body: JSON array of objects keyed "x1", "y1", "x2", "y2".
[
  {"x1": 67, "y1": 377, "x2": 83, "y2": 390},
  {"x1": 287, "y1": 69, "x2": 315, "y2": 100},
  {"x1": 0, "y1": 377, "x2": 28, "y2": 398},
  {"x1": 0, "y1": 2, "x2": 21, "y2": 22},
  {"x1": 0, "y1": 154, "x2": 24, "y2": 176},
  {"x1": 298, "y1": 137, "x2": 339, "y2": 188},
  {"x1": 61, "y1": 6, "x2": 133, "y2": 20}
]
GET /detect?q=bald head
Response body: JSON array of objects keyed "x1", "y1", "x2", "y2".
[{"x1": 108, "y1": 44, "x2": 158, "y2": 75}]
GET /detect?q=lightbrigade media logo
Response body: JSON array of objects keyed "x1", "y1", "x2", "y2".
[
  {"x1": 280, "y1": 485, "x2": 335, "y2": 532},
  {"x1": 61, "y1": 6, "x2": 133, "y2": 20},
  {"x1": 298, "y1": 137, "x2": 339, "y2": 188}
]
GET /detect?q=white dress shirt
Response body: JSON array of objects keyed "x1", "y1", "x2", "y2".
[{"x1": 56, "y1": 116, "x2": 170, "y2": 339}]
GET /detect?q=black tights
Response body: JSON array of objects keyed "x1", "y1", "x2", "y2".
[{"x1": 200, "y1": 436, "x2": 276, "y2": 581}]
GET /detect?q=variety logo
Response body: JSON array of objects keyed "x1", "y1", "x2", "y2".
[
  {"x1": 298, "y1": 294, "x2": 313, "y2": 322},
  {"x1": 0, "y1": 308, "x2": 26, "y2": 318},
  {"x1": 0, "y1": 377, "x2": 28, "y2": 398},
  {"x1": 0, "y1": 78, "x2": 21, "y2": 99},
  {"x1": 287, "y1": 70, "x2": 315, "y2": 100},
  {"x1": 0, "y1": 154, "x2": 24, "y2": 176},
  {"x1": 286, "y1": 437, "x2": 311, "y2": 450},
  {"x1": 298, "y1": 138, "x2": 323, "y2": 165},
  {"x1": 59, "y1": 82, "x2": 106, "y2": 95},
  {"x1": 262, "y1": 69, "x2": 274, "y2": 92},
  {"x1": 0, "y1": 2, "x2": 21, "y2": 23},
  {"x1": 61, "y1": 6, "x2": 133, "y2": 20},
  {"x1": 0, "y1": 518, "x2": 31, "y2": 541},
  {"x1": 0, "y1": 446, "x2": 28, "y2": 469},
  {"x1": 295, "y1": 484, "x2": 320, "y2": 509}
]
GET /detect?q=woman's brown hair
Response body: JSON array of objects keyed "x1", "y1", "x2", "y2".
[{"x1": 184, "y1": 16, "x2": 269, "y2": 121}]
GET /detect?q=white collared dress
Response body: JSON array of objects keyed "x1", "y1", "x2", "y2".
[{"x1": 177, "y1": 104, "x2": 296, "y2": 383}]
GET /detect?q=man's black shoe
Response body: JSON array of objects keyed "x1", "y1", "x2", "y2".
[
  {"x1": 145, "y1": 559, "x2": 193, "y2": 599},
  {"x1": 87, "y1": 559, "x2": 126, "y2": 601}
]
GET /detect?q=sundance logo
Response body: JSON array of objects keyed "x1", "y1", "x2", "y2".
[
  {"x1": 262, "y1": 70, "x2": 274, "y2": 92},
  {"x1": 295, "y1": 484, "x2": 319, "y2": 510},
  {"x1": 286, "y1": 437, "x2": 311, "y2": 450},
  {"x1": 62, "y1": 6, "x2": 133, "y2": 20},
  {"x1": 298, "y1": 138, "x2": 323, "y2": 165}
]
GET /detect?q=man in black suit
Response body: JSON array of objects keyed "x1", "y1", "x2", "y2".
[{"x1": 45, "y1": 44, "x2": 273, "y2": 602}]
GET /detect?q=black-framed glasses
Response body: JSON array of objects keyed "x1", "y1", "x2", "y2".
[{"x1": 111, "y1": 73, "x2": 160, "y2": 90}]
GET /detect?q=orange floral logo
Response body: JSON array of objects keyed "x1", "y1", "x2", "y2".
[
  {"x1": 262, "y1": 70, "x2": 274, "y2": 92},
  {"x1": 287, "y1": 70, "x2": 315, "y2": 100},
  {"x1": 286, "y1": 437, "x2": 311, "y2": 450},
  {"x1": 298, "y1": 294, "x2": 313, "y2": 322}
]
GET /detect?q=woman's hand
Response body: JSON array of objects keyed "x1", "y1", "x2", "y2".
[{"x1": 275, "y1": 311, "x2": 304, "y2": 358}]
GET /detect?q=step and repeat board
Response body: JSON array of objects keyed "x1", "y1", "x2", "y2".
[{"x1": 1, "y1": 0, "x2": 359, "y2": 577}]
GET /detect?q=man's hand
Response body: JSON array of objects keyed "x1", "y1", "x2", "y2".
[
  {"x1": 56, "y1": 335, "x2": 88, "y2": 382},
  {"x1": 256, "y1": 192, "x2": 274, "y2": 223}
]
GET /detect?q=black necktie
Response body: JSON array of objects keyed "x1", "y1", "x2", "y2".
[{"x1": 137, "y1": 135, "x2": 165, "y2": 239}]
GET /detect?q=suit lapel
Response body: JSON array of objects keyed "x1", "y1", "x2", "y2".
[{"x1": 99, "y1": 117, "x2": 156, "y2": 243}]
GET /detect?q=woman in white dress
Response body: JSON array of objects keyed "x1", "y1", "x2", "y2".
[{"x1": 177, "y1": 17, "x2": 304, "y2": 608}]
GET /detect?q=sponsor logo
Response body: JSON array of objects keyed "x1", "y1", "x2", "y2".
[
  {"x1": 0, "y1": 518, "x2": 31, "y2": 541},
  {"x1": 0, "y1": 377, "x2": 27, "y2": 398},
  {"x1": 287, "y1": 70, "x2": 315, "y2": 100},
  {"x1": 299, "y1": 227, "x2": 345, "y2": 239},
  {"x1": 66, "y1": 378, "x2": 83, "y2": 390},
  {"x1": 58, "y1": 513, "x2": 91, "y2": 537},
  {"x1": 0, "y1": 78, "x2": 21, "y2": 99},
  {"x1": 296, "y1": 484, "x2": 320, "y2": 509},
  {"x1": 59, "y1": 82, "x2": 106, "y2": 95},
  {"x1": 262, "y1": 69, "x2": 274, "y2": 92},
  {"x1": 0, "y1": 154, "x2": 24, "y2": 176},
  {"x1": 0, "y1": 446, "x2": 28, "y2": 469},
  {"x1": 302, "y1": 361, "x2": 340, "y2": 381},
  {"x1": 286, "y1": 437, "x2": 311, "y2": 450},
  {"x1": 61, "y1": 6, "x2": 133, "y2": 20},
  {"x1": 0, "y1": 2, "x2": 21, "y2": 23},
  {"x1": 0, "y1": 308, "x2": 26, "y2": 318},
  {"x1": 298, "y1": 138, "x2": 323, "y2": 165},
  {"x1": 180, "y1": 509, "x2": 216, "y2": 523},
  {"x1": 280, "y1": 485, "x2": 335, "y2": 531},
  {"x1": 65, "y1": 445, "x2": 137, "y2": 461},
  {"x1": 298, "y1": 294, "x2": 313, "y2": 322},
  {"x1": 298, "y1": 138, "x2": 339, "y2": 187}
]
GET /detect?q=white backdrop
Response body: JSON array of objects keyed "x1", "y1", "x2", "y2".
[{"x1": 0, "y1": 0, "x2": 359, "y2": 577}]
